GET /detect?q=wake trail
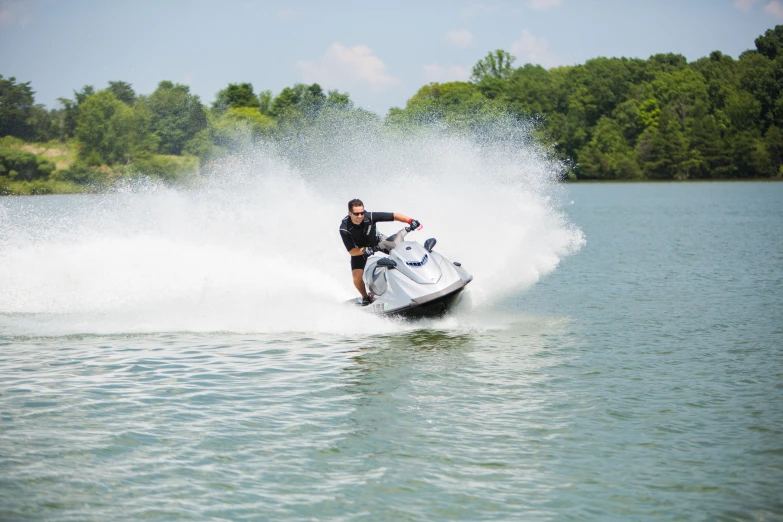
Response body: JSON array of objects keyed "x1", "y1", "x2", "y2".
[{"x1": 0, "y1": 116, "x2": 584, "y2": 336}]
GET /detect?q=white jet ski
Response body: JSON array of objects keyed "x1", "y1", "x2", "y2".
[{"x1": 348, "y1": 228, "x2": 473, "y2": 318}]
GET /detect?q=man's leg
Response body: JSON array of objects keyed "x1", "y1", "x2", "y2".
[
  {"x1": 350, "y1": 254, "x2": 370, "y2": 300},
  {"x1": 352, "y1": 269, "x2": 367, "y2": 298},
  {"x1": 376, "y1": 228, "x2": 409, "y2": 253}
]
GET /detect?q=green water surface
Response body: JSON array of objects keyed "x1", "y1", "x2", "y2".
[{"x1": 1, "y1": 182, "x2": 781, "y2": 520}]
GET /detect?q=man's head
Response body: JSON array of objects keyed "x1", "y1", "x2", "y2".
[{"x1": 348, "y1": 198, "x2": 365, "y2": 225}]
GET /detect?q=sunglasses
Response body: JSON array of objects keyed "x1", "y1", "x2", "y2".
[{"x1": 351, "y1": 211, "x2": 365, "y2": 216}]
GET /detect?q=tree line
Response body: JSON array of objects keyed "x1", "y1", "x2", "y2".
[
  {"x1": 394, "y1": 26, "x2": 783, "y2": 180},
  {"x1": 0, "y1": 74, "x2": 367, "y2": 193},
  {"x1": 2, "y1": 26, "x2": 783, "y2": 193}
]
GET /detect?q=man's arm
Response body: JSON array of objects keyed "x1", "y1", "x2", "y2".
[
  {"x1": 341, "y1": 229, "x2": 371, "y2": 256},
  {"x1": 369, "y1": 212, "x2": 413, "y2": 224}
]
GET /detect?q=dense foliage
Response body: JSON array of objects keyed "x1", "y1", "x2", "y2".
[
  {"x1": 0, "y1": 142, "x2": 56, "y2": 181},
  {"x1": 392, "y1": 29, "x2": 783, "y2": 180},
  {"x1": 2, "y1": 27, "x2": 783, "y2": 193}
]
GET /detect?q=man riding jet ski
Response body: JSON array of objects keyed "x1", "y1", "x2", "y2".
[
  {"x1": 340, "y1": 198, "x2": 472, "y2": 318},
  {"x1": 339, "y1": 198, "x2": 418, "y2": 304}
]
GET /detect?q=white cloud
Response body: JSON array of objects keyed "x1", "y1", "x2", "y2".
[
  {"x1": 421, "y1": 64, "x2": 471, "y2": 84},
  {"x1": 510, "y1": 30, "x2": 561, "y2": 68},
  {"x1": 297, "y1": 43, "x2": 401, "y2": 91},
  {"x1": 525, "y1": 0, "x2": 562, "y2": 11},
  {"x1": 764, "y1": 0, "x2": 783, "y2": 18},
  {"x1": 0, "y1": 0, "x2": 33, "y2": 27},
  {"x1": 733, "y1": 0, "x2": 760, "y2": 12},
  {"x1": 277, "y1": 9, "x2": 296, "y2": 18},
  {"x1": 444, "y1": 29, "x2": 474, "y2": 49}
]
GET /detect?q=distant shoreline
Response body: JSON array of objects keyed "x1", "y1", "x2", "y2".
[
  {"x1": 4, "y1": 177, "x2": 782, "y2": 197},
  {"x1": 564, "y1": 178, "x2": 783, "y2": 183}
]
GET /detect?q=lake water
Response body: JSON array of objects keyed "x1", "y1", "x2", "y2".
[{"x1": 1, "y1": 181, "x2": 781, "y2": 520}]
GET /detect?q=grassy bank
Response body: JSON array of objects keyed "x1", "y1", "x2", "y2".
[{"x1": 0, "y1": 137, "x2": 200, "y2": 195}]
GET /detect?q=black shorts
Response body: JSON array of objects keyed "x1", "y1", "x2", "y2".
[{"x1": 351, "y1": 253, "x2": 369, "y2": 271}]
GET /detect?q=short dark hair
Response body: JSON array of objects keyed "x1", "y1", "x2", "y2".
[{"x1": 348, "y1": 198, "x2": 364, "y2": 212}]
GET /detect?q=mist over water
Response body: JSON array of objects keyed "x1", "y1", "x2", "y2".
[{"x1": 0, "y1": 118, "x2": 584, "y2": 336}]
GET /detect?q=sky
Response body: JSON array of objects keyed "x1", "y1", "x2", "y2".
[{"x1": 0, "y1": 0, "x2": 780, "y2": 115}]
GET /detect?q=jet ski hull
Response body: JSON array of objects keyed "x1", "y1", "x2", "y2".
[
  {"x1": 352, "y1": 237, "x2": 473, "y2": 318},
  {"x1": 378, "y1": 280, "x2": 469, "y2": 318},
  {"x1": 345, "y1": 279, "x2": 469, "y2": 318}
]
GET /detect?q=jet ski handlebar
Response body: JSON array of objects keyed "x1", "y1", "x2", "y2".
[{"x1": 405, "y1": 219, "x2": 421, "y2": 232}]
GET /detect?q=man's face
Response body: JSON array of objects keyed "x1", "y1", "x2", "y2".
[{"x1": 350, "y1": 205, "x2": 365, "y2": 225}]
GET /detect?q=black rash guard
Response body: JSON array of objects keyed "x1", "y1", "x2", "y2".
[{"x1": 339, "y1": 211, "x2": 395, "y2": 251}]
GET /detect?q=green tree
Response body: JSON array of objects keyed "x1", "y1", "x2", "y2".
[
  {"x1": 326, "y1": 89, "x2": 352, "y2": 109},
  {"x1": 147, "y1": 81, "x2": 208, "y2": 155},
  {"x1": 219, "y1": 107, "x2": 276, "y2": 135},
  {"x1": 74, "y1": 85, "x2": 95, "y2": 105},
  {"x1": 471, "y1": 50, "x2": 516, "y2": 83},
  {"x1": 687, "y1": 113, "x2": 734, "y2": 178},
  {"x1": 58, "y1": 85, "x2": 95, "y2": 139},
  {"x1": 27, "y1": 104, "x2": 59, "y2": 142},
  {"x1": 269, "y1": 83, "x2": 329, "y2": 119},
  {"x1": 577, "y1": 116, "x2": 640, "y2": 179},
  {"x1": 213, "y1": 107, "x2": 276, "y2": 150},
  {"x1": 302, "y1": 83, "x2": 327, "y2": 114},
  {"x1": 471, "y1": 50, "x2": 516, "y2": 104},
  {"x1": 213, "y1": 83, "x2": 260, "y2": 114},
  {"x1": 724, "y1": 89, "x2": 762, "y2": 131},
  {"x1": 645, "y1": 68, "x2": 710, "y2": 126},
  {"x1": 611, "y1": 99, "x2": 643, "y2": 143},
  {"x1": 0, "y1": 75, "x2": 35, "y2": 139},
  {"x1": 75, "y1": 90, "x2": 156, "y2": 164},
  {"x1": 754, "y1": 26, "x2": 783, "y2": 59},
  {"x1": 387, "y1": 81, "x2": 504, "y2": 128},
  {"x1": 647, "y1": 53, "x2": 688, "y2": 72},
  {"x1": 575, "y1": 57, "x2": 643, "y2": 122},
  {"x1": 736, "y1": 51, "x2": 776, "y2": 129},
  {"x1": 0, "y1": 146, "x2": 56, "y2": 181},
  {"x1": 270, "y1": 86, "x2": 302, "y2": 118},
  {"x1": 107, "y1": 81, "x2": 137, "y2": 105},
  {"x1": 764, "y1": 124, "x2": 783, "y2": 175},
  {"x1": 731, "y1": 131, "x2": 768, "y2": 177},
  {"x1": 258, "y1": 90, "x2": 272, "y2": 115},
  {"x1": 548, "y1": 84, "x2": 592, "y2": 158},
  {"x1": 182, "y1": 128, "x2": 218, "y2": 161},
  {"x1": 502, "y1": 63, "x2": 556, "y2": 116},
  {"x1": 636, "y1": 109, "x2": 700, "y2": 179}
]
